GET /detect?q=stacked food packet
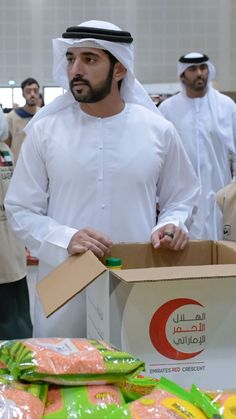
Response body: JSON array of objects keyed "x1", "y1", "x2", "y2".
[{"x1": 0, "y1": 338, "x2": 234, "y2": 418}]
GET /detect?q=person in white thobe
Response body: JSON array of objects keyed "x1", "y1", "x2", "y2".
[
  {"x1": 0, "y1": 108, "x2": 32, "y2": 339},
  {"x1": 5, "y1": 21, "x2": 199, "y2": 338},
  {"x1": 0, "y1": 107, "x2": 8, "y2": 140},
  {"x1": 159, "y1": 52, "x2": 236, "y2": 240}
]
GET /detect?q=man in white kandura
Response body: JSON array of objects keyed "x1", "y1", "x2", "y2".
[
  {"x1": 159, "y1": 52, "x2": 236, "y2": 240},
  {"x1": 5, "y1": 21, "x2": 199, "y2": 337}
]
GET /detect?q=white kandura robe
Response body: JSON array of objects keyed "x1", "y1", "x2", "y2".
[
  {"x1": 5, "y1": 102, "x2": 199, "y2": 337},
  {"x1": 0, "y1": 107, "x2": 8, "y2": 141},
  {"x1": 159, "y1": 89, "x2": 236, "y2": 240}
]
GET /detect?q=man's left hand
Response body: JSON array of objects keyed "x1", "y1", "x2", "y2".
[{"x1": 151, "y1": 223, "x2": 188, "y2": 250}]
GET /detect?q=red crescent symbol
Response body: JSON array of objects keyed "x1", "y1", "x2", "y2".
[{"x1": 149, "y1": 298, "x2": 204, "y2": 360}]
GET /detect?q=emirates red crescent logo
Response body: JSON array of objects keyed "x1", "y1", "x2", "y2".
[{"x1": 149, "y1": 298, "x2": 205, "y2": 360}]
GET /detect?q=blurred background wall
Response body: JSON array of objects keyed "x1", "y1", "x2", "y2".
[{"x1": 0, "y1": 0, "x2": 235, "y2": 91}]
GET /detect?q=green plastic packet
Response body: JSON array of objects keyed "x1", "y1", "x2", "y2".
[
  {"x1": 191, "y1": 384, "x2": 224, "y2": 418},
  {"x1": 0, "y1": 360, "x2": 8, "y2": 375},
  {"x1": 0, "y1": 342, "x2": 9, "y2": 374},
  {"x1": 43, "y1": 383, "x2": 125, "y2": 418},
  {"x1": 118, "y1": 374, "x2": 159, "y2": 402},
  {"x1": 157, "y1": 377, "x2": 224, "y2": 418},
  {"x1": 0, "y1": 372, "x2": 48, "y2": 418},
  {"x1": 156, "y1": 376, "x2": 195, "y2": 403},
  {"x1": 107, "y1": 384, "x2": 208, "y2": 418},
  {"x1": 0, "y1": 338, "x2": 145, "y2": 385},
  {"x1": 206, "y1": 389, "x2": 236, "y2": 418}
]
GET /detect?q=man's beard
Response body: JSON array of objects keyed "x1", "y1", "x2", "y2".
[
  {"x1": 69, "y1": 64, "x2": 114, "y2": 103},
  {"x1": 190, "y1": 77, "x2": 208, "y2": 92}
]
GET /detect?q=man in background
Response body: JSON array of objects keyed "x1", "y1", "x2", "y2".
[
  {"x1": 6, "y1": 77, "x2": 40, "y2": 161},
  {"x1": 0, "y1": 106, "x2": 32, "y2": 339},
  {"x1": 159, "y1": 52, "x2": 236, "y2": 240}
]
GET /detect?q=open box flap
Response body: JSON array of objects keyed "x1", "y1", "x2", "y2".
[
  {"x1": 216, "y1": 240, "x2": 236, "y2": 263},
  {"x1": 103, "y1": 240, "x2": 214, "y2": 268},
  {"x1": 111, "y1": 263, "x2": 236, "y2": 283},
  {"x1": 37, "y1": 250, "x2": 106, "y2": 317}
]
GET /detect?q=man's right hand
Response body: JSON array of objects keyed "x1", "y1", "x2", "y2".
[{"x1": 67, "y1": 228, "x2": 113, "y2": 258}]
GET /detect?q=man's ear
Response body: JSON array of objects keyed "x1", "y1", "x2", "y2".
[{"x1": 113, "y1": 62, "x2": 127, "y2": 82}]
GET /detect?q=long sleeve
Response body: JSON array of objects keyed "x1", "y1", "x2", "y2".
[
  {"x1": 0, "y1": 108, "x2": 8, "y2": 141},
  {"x1": 153, "y1": 123, "x2": 200, "y2": 234},
  {"x1": 4, "y1": 125, "x2": 77, "y2": 268}
]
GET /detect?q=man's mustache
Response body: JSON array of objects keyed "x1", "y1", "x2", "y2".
[
  {"x1": 71, "y1": 77, "x2": 90, "y2": 87},
  {"x1": 195, "y1": 76, "x2": 205, "y2": 81}
]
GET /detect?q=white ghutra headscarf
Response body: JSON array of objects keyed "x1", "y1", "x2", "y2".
[
  {"x1": 25, "y1": 20, "x2": 160, "y2": 132},
  {"x1": 177, "y1": 52, "x2": 216, "y2": 86}
]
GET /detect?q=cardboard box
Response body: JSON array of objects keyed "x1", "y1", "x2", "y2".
[{"x1": 37, "y1": 240, "x2": 236, "y2": 389}]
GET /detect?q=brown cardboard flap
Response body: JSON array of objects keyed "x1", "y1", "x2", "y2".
[
  {"x1": 37, "y1": 251, "x2": 106, "y2": 317},
  {"x1": 217, "y1": 240, "x2": 236, "y2": 264},
  {"x1": 104, "y1": 240, "x2": 213, "y2": 268},
  {"x1": 113, "y1": 264, "x2": 236, "y2": 283}
]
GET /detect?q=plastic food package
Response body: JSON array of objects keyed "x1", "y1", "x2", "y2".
[
  {"x1": 0, "y1": 373, "x2": 48, "y2": 419},
  {"x1": 43, "y1": 383, "x2": 125, "y2": 418},
  {"x1": 0, "y1": 338, "x2": 144, "y2": 385},
  {"x1": 0, "y1": 360, "x2": 8, "y2": 375},
  {"x1": 158, "y1": 377, "x2": 224, "y2": 418},
  {"x1": 108, "y1": 387, "x2": 208, "y2": 418},
  {"x1": 208, "y1": 390, "x2": 236, "y2": 418},
  {"x1": 118, "y1": 374, "x2": 158, "y2": 402},
  {"x1": 192, "y1": 384, "x2": 236, "y2": 418}
]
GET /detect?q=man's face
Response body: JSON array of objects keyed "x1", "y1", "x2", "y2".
[
  {"x1": 181, "y1": 64, "x2": 209, "y2": 93},
  {"x1": 66, "y1": 47, "x2": 116, "y2": 103},
  {"x1": 22, "y1": 83, "x2": 40, "y2": 106}
]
